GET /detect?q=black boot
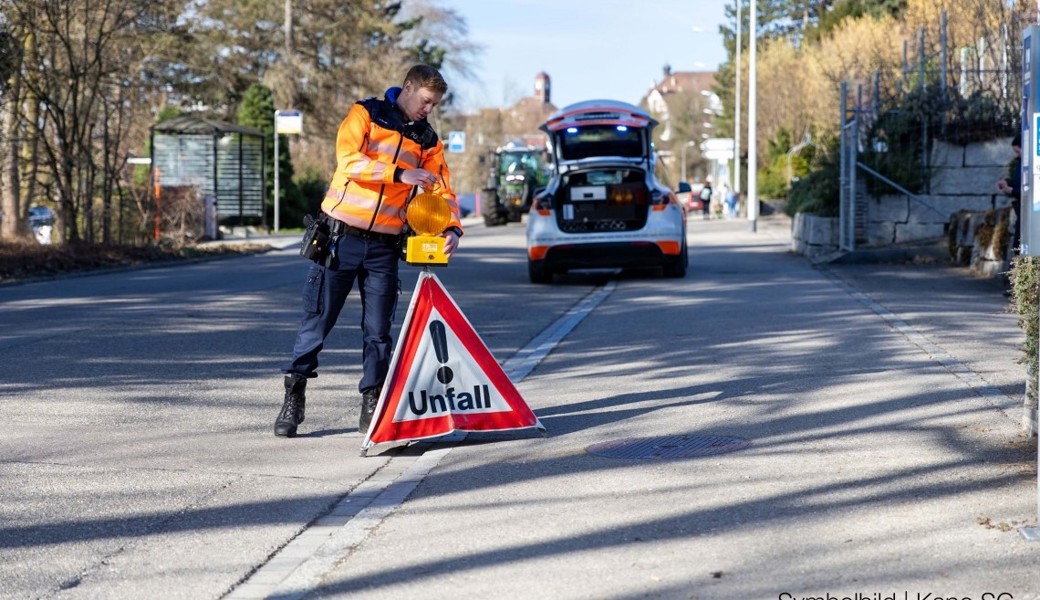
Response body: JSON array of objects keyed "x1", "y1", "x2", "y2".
[
  {"x1": 358, "y1": 388, "x2": 379, "y2": 433},
  {"x1": 274, "y1": 374, "x2": 307, "y2": 437}
]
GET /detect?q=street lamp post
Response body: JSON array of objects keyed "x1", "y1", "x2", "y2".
[
  {"x1": 747, "y1": 0, "x2": 758, "y2": 232},
  {"x1": 680, "y1": 141, "x2": 697, "y2": 182},
  {"x1": 734, "y1": 0, "x2": 742, "y2": 197}
]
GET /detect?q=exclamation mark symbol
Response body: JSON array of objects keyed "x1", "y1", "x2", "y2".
[{"x1": 429, "y1": 320, "x2": 454, "y2": 385}]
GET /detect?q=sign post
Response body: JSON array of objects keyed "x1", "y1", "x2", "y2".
[
  {"x1": 274, "y1": 110, "x2": 303, "y2": 231},
  {"x1": 1020, "y1": 25, "x2": 1040, "y2": 542}
]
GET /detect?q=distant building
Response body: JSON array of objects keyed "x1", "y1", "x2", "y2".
[
  {"x1": 641, "y1": 65, "x2": 720, "y2": 185},
  {"x1": 642, "y1": 65, "x2": 717, "y2": 142},
  {"x1": 446, "y1": 73, "x2": 558, "y2": 193},
  {"x1": 534, "y1": 71, "x2": 550, "y2": 104},
  {"x1": 502, "y1": 72, "x2": 557, "y2": 143},
  {"x1": 466, "y1": 72, "x2": 557, "y2": 149}
]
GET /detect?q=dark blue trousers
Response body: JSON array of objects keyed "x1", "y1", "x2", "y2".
[{"x1": 283, "y1": 234, "x2": 400, "y2": 394}]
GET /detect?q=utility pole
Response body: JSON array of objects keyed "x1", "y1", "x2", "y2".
[
  {"x1": 747, "y1": 0, "x2": 758, "y2": 232},
  {"x1": 734, "y1": 0, "x2": 742, "y2": 198},
  {"x1": 275, "y1": 0, "x2": 294, "y2": 233},
  {"x1": 284, "y1": 0, "x2": 293, "y2": 57}
]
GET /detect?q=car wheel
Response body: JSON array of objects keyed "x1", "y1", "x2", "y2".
[
  {"x1": 528, "y1": 259, "x2": 554, "y2": 284},
  {"x1": 663, "y1": 238, "x2": 688, "y2": 278}
]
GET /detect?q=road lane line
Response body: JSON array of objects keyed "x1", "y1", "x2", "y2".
[
  {"x1": 225, "y1": 281, "x2": 617, "y2": 600},
  {"x1": 503, "y1": 280, "x2": 618, "y2": 381}
]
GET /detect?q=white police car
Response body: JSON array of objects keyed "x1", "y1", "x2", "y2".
[{"x1": 525, "y1": 100, "x2": 687, "y2": 283}]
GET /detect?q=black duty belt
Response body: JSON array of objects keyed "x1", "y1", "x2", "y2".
[{"x1": 322, "y1": 216, "x2": 400, "y2": 246}]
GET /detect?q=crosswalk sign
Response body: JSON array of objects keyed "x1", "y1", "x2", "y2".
[
  {"x1": 361, "y1": 271, "x2": 544, "y2": 453},
  {"x1": 447, "y1": 131, "x2": 465, "y2": 153}
]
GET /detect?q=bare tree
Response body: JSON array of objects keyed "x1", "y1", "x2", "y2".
[
  {"x1": 1, "y1": 0, "x2": 476, "y2": 245},
  {"x1": 0, "y1": 4, "x2": 31, "y2": 241},
  {"x1": 7, "y1": 0, "x2": 178, "y2": 245}
]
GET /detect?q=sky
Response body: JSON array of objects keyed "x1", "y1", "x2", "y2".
[{"x1": 435, "y1": 0, "x2": 732, "y2": 113}]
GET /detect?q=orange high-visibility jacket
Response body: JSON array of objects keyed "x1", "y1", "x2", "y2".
[{"x1": 321, "y1": 89, "x2": 461, "y2": 236}]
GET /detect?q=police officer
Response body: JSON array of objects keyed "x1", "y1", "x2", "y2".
[
  {"x1": 996, "y1": 133, "x2": 1022, "y2": 254},
  {"x1": 275, "y1": 64, "x2": 463, "y2": 437}
]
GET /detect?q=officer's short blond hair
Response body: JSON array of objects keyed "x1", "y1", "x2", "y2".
[{"x1": 404, "y1": 65, "x2": 448, "y2": 95}]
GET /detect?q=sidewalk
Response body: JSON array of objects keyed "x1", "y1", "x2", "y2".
[{"x1": 762, "y1": 212, "x2": 1029, "y2": 428}]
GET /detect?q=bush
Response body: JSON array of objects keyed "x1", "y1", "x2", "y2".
[
  {"x1": 941, "y1": 90, "x2": 1017, "y2": 145},
  {"x1": 861, "y1": 86, "x2": 941, "y2": 196},
  {"x1": 759, "y1": 129, "x2": 793, "y2": 199},
  {"x1": 1010, "y1": 256, "x2": 1040, "y2": 411},
  {"x1": 785, "y1": 134, "x2": 840, "y2": 217},
  {"x1": 859, "y1": 86, "x2": 1016, "y2": 195},
  {"x1": 295, "y1": 167, "x2": 329, "y2": 223}
]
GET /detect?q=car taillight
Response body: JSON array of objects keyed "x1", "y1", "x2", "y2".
[
  {"x1": 609, "y1": 188, "x2": 636, "y2": 203},
  {"x1": 531, "y1": 193, "x2": 552, "y2": 214},
  {"x1": 650, "y1": 190, "x2": 668, "y2": 206}
]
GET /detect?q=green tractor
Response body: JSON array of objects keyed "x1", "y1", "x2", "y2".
[{"x1": 480, "y1": 142, "x2": 549, "y2": 227}]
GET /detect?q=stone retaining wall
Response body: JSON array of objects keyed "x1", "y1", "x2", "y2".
[
  {"x1": 791, "y1": 213, "x2": 839, "y2": 259},
  {"x1": 865, "y1": 139, "x2": 1012, "y2": 244},
  {"x1": 791, "y1": 138, "x2": 1017, "y2": 272}
]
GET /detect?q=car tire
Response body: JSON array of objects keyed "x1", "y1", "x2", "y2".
[
  {"x1": 528, "y1": 259, "x2": 554, "y2": 284},
  {"x1": 663, "y1": 238, "x2": 688, "y2": 278}
]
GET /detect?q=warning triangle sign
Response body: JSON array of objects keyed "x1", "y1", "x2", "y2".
[{"x1": 362, "y1": 271, "x2": 544, "y2": 451}]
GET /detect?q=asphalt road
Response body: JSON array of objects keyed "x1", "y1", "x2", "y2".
[{"x1": 1, "y1": 215, "x2": 1037, "y2": 600}]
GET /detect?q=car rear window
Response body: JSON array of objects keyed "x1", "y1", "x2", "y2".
[{"x1": 558, "y1": 125, "x2": 643, "y2": 160}]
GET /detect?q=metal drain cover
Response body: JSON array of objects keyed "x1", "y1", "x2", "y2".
[{"x1": 586, "y1": 435, "x2": 751, "y2": 460}]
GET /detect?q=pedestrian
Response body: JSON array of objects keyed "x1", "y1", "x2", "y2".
[
  {"x1": 275, "y1": 64, "x2": 463, "y2": 437},
  {"x1": 996, "y1": 133, "x2": 1022, "y2": 255},
  {"x1": 725, "y1": 188, "x2": 739, "y2": 219},
  {"x1": 699, "y1": 178, "x2": 713, "y2": 220},
  {"x1": 715, "y1": 182, "x2": 729, "y2": 219}
]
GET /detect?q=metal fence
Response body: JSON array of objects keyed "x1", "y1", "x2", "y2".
[{"x1": 838, "y1": 11, "x2": 1020, "y2": 251}]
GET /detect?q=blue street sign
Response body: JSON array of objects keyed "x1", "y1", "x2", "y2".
[{"x1": 448, "y1": 131, "x2": 465, "y2": 153}]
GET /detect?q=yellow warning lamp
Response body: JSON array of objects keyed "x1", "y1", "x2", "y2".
[{"x1": 405, "y1": 191, "x2": 452, "y2": 266}]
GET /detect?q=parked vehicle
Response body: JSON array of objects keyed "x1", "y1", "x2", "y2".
[
  {"x1": 675, "y1": 181, "x2": 696, "y2": 211},
  {"x1": 676, "y1": 180, "x2": 709, "y2": 212},
  {"x1": 28, "y1": 206, "x2": 54, "y2": 245},
  {"x1": 480, "y1": 142, "x2": 549, "y2": 227},
  {"x1": 525, "y1": 100, "x2": 688, "y2": 283}
]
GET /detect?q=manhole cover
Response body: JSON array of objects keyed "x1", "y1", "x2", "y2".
[{"x1": 586, "y1": 435, "x2": 751, "y2": 460}]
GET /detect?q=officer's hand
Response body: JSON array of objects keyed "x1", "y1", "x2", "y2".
[
  {"x1": 400, "y1": 168, "x2": 438, "y2": 188},
  {"x1": 442, "y1": 230, "x2": 459, "y2": 256}
]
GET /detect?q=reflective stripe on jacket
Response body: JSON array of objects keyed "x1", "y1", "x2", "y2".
[{"x1": 321, "y1": 90, "x2": 460, "y2": 236}]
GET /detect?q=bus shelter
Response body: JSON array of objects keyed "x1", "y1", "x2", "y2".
[{"x1": 150, "y1": 116, "x2": 267, "y2": 227}]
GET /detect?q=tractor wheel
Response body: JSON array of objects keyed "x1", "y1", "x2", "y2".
[{"x1": 481, "y1": 192, "x2": 506, "y2": 227}]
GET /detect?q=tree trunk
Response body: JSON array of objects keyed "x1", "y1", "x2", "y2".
[{"x1": 1, "y1": 57, "x2": 30, "y2": 241}]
